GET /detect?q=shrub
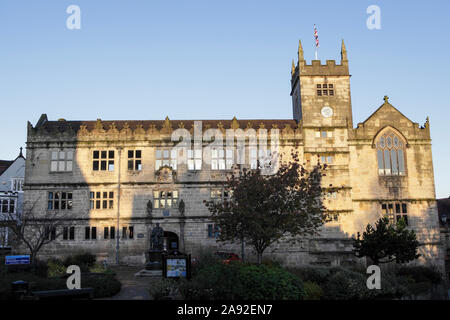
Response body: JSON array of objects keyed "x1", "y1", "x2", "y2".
[
  {"x1": 83, "y1": 274, "x2": 121, "y2": 298},
  {"x1": 63, "y1": 252, "x2": 96, "y2": 272},
  {"x1": 395, "y1": 266, "x2": 442, "y2": 285},
  {"x1": 180, "y1": 262, "x2": 305, "y2": 300},
  {"x1": 322, "y1": 269, "x2": 368, "y2": 300},
  {"x1": 47, "y1": 259, "x2": 66, "y2": 278},
  {"x1": 303, "y1": 281, "x2": 323, "y2": 300}
]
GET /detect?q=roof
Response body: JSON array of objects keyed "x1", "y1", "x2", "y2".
[
  {"x1": 0, "y1": 160, "x2": 14, "y2": 176},
  {"x1": 35, "y1": 118, "x2": 299, "y2": 133}
]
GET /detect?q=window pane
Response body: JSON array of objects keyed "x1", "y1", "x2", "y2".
[
  {"x1": 59, "y1": 151, "x2": 65, "y2": 160},
  {"x1": 135, "y1": 150, "x2": 141, "y2": 158},
  {"x1": 93, "y1": 151, "x2": 99, "y2": 159},
  {"x1": 67, "y1": 151, "x2": 73, "y2": 160},
  {"x1": 128, "y1": 150, "x2": 134, "y2": 158},
  {"x1": 163, "y1": 150, "x2": 169, "y2": 158},
  {"x1": 384, "y1": 150, "x2": 391, "y2": 175},
  {"x1": 66, "y1": 161, "x2": 73, "y2": 171},
  {"x1": 52, "y1": 151, "x2": 58, "y2": 160},
  {"x1": 156, "y1": 150, "x2": 162, "y2": 159},
  {"x1": 58, "y1": 161, "x2": 65, "y2": 171},
  {"x1": 398, "y1": 150, "x2": 405, "y2": 174},
  {"x1": 108, "y1": 161, "x2": 114, "y2": 171},
  {"x1": 109, "y1": 151, "x2": 114, "y2": 158},
  {"x1": 101, "y1": 161, "x2": 107, "y2": 170},
  {"x1": 101, "y1": 151, "x2": 107, "y2": 159},
  {"x1": 93, "y1": 161, "x2": 99, "y2": 171},
  {"x1": 391, "y1": 150, "x2": 399, "y2": 175},
  {"x1": 51, "y1": 161, "x2": 58, "y2": 172},
  {"x1": 136, "y1": 160, "x2": 142, "y2": 170}
]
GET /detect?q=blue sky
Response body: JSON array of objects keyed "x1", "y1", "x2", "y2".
[{"x1": 0, "y1": 0, "x2": 449, "y2": 197}]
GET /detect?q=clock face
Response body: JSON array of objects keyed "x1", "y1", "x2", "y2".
[{"x1": 321, "y1": 106, "x2": 334, "y2": 118}]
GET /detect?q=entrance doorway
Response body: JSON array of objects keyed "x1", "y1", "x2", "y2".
[{"x1": 163, "y1": 231, "x2": 179, "y2": 251}]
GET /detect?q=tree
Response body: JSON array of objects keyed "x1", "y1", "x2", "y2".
[
  {"x1": 2, "y1": 199, "x2": 69, "y2": 269},
  {"x1": 353, "y1": 216, "x2": 420, "y2": 265},
  {"x1": 204, "y1": 152, "x2": 329, "y2": 265}
]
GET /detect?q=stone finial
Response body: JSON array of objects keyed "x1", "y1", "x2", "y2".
[
  {"x1": 341, "y1": 39, "x2": 348, "y2": 61},
  {"x1": 231, "y1": 117, "x2": 239, "y2": 130},
  {"x1": 291, "y1": 60, "x2": 296, "y2": 75},
  {"x1": 94, "y1": 118, "x2": 104, "y2": 132},
  {"x1": 383, "y1": 95, "x2": 389, "y2": 104},
  {"x1": 162, "y1": 116, "x2": 172, "y2": 132},
  {"x1": 19, "y1": 147, "x2": 24, "y2": 158},
  {"x1": 298, "y1": 40, "x2": 304, "y2": 61}
]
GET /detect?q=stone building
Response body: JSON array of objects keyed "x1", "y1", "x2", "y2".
[
  {"x1": 0, "y1": 148, "x2": 25, "y2": 251},
  {"x1": 22, "y1": 40, "x2": 445, "y2": 269}
]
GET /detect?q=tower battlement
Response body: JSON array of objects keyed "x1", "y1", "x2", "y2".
[{"x1": 291, "y1": 39, "x2": 349, "y2": 82}]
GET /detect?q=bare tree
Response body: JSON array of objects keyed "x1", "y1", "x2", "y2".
[{"x1": 2, "y1": 198, "x2": 69, "y2": 268}]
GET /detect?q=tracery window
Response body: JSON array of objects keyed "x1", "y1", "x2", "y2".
[{"x1": 375, "y1": 130, "x2": 406, "y2": 176}]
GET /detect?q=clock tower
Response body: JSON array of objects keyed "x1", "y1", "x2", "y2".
[
  {"x1": 290, "y1": 40, "x2": 354, "y2": 209},
  {"x1": 290, "y1": 39, "x2": 353, "y2": 129}
]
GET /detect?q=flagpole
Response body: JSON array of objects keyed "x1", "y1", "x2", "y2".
[{"x1": 314, "y1": 24, "x2": 319, "y2": 60}]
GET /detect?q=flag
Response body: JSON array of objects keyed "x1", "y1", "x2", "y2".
[{"x1": 314, "y1": 24, "x2": 319, "y2": 48}]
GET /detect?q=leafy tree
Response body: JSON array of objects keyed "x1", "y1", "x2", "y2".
[
  {"x1": 353, "y1": 217, "x2": 420, "y2": 265},
  {"x1": 204, "y1": 152, "x2": 329, "y2": 264}
]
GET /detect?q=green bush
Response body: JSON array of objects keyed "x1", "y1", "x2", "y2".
[
  {"x1": 303, "y1": 281, "x2": 323, "y2": 300},
  {"x1": 47, "y1": 259, "x2": 66, "y2": 278},
  {"x1": 395, "y1": 266, "x2": 442, "y2": 285},
  {"x1": 83, "y1": 274, "x2": 121, "y2": 298},
  {"x1": 288, "y1": 266, "x2": 335, "y2": 286},
  {"x1": 180, "y1": 262, "x2": 305, "y2": 300},
  {"x1": 63, "y1": 252, "x2": 96, "y2": 272}
]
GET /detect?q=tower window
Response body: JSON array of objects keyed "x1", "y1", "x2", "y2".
[{"x1": 316, "y1": 84, "x2": 334, "y2": 96}]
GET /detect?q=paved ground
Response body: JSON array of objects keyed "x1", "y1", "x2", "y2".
[{"x1": 99, "y1": 266, "x2": 158, "y2": 300}]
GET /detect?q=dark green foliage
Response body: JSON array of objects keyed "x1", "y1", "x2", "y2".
[
  {"x1": 82, "y1": 274, "x2": 121, "y2": 298},
  {"x1": 303, "y1": 281, "x2": 323, "y2": 300},
  {"x1": 287, "y1": 266, "x2": 424, "y2": 300},
  {"x1": 63, "y1": 252, "x2": 96, "y2": 272},
  {"x1": 353, "y1": 217, "x2": 420, "y2": 265},
  {"x1": 395, "y1": 266, "x2": 442, "y2": 285},
  {"x1": 180, "y1": 262, "x2": 305, "y2": 300}
]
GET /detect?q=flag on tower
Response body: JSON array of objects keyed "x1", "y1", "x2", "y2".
[
  {"x1": 314, "y1": 24, "x2": 319, "y2": 60},
  {"x1": 314, "y1": 24, "x2": 319, "y2": 48}
]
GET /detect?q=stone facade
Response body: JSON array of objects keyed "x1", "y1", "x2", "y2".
[{"x1": 21, "y1": 40, "x2": 445, "y2": 270}]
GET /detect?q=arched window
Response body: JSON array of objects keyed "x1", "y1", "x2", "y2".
[{"x1": 375, "y1": 130, "x2": 406, "y2": 176}]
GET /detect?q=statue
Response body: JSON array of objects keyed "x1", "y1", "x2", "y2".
[{"x1": 150, "y1": 223, "x2": 164, "y2": 251}]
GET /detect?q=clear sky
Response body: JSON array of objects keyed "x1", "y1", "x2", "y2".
[{"x1": 0, "y1": 0, "x2": 449, "y2": 198}]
